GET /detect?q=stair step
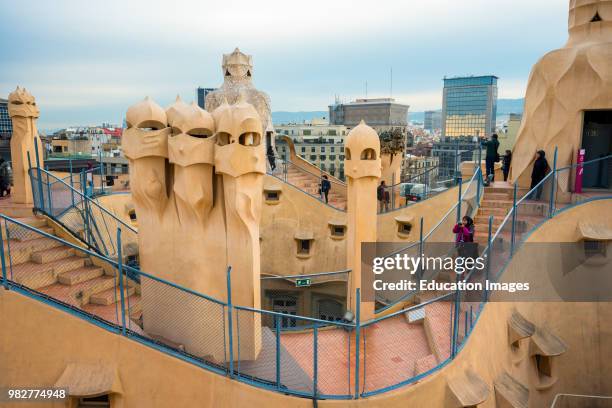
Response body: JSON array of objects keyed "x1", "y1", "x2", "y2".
[
  {"x1": 38, "y1": 275, "x2": 117, "y2": 307},
  {"x1": 58, "y1": 266, "x2": 104, "y2": 285},
  {"x1": 483, "y1": 186, "x2": 514, "y2": 194},
  {"x1": 90, "y1": 285, "x2": 136, "y2": 306},
  {"x1": 14, "y1": 217, "x2": 47, "y2": 228},
  {"x1": 475, "y1": 216, "x2": 504, "y2": 226},
  {"x1": 3, "y1": 237, "x2": 65, "y2": 265},
  {"x1": 10, "y1": 256, "x2": 87, "y2": 289},
  {"x1": 483, "y1": 192, "x2": 511, "y2": 200},
  {"x1": 31, "y1": 246, "x2": 74, "y2": 264},
  {"x1": 478, "y1": 207, "x2": 508, "y2": 216},
  {"x1": 13, "y1": 226, "x2": 55, "y2": 241},
  {"x1": 481, "y1": 200, "x2": 513, "y2": 208}
]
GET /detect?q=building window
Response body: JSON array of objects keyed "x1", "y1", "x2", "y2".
[
  {"x1": 584, "y1": 240, "x2": 606, "y2": 258},
  {"x1": 331, "y1": 146, "x2": 335, "y2": 152},
  {"x1": 311, "y1": 147, "x2": 316, "y2": 153},
  {"x1": 303, "y1": 130, "x2": 311, "y2": 136},
  {"x1": 128, "y1": 209, "x2": 137, "y2": 222},
  {"x1": 272, "y1": 296, "x2": 297, "y2": 328},
  {"x1": 331, "y1": 225, "x2": 345, "y2": 238},
  {"x1": 301, "y1": 147, "x2": 306, "y2": 153},
  {"x1": 297, "y1": 239, "x2": 311, "y2": 255},
  {"x1": 320, "y1": 155, "x2": 326, "y2": 161},
  {"x1": 321, "y1": 146, "x2": 325, "y2": 152},
  {"x1": 310, "y1": 155, "x2": 316, "y2": 161},
  {"x1": 340, "y1": 155, "x2": 345, "y2": 161},
  {"x1": 78, "y1": 395, "x2": 110, "y2": 407},
  {"x1": 396, "y1": 220, "x2": 413, "y2": 238},
  {"x1": 330, "y1": 155, "x2": 336, "y2": 161},
  {"x1": 317, "y1": 298, "x2": 343, "y2": 322}
]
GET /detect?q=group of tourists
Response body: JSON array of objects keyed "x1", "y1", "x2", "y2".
[{"x1": 481, "y1": 133, "x2": 550, "y2": 198}]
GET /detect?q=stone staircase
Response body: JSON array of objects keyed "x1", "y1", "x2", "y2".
[
  {"x1": 4, "y1": 215, "x2": 142, "y2": 326},
  {"x1": 284, "y1": 167, "x2": 347, "y2": 210}
]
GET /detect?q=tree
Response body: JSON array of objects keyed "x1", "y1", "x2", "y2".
[{"x1": 379, "y1": 127, "x2": 406, "y2": 155}]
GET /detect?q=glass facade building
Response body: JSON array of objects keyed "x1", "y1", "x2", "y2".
[
  {"x1": 196, "y1": 87, "x2": 216, "y2": 110},
  {"x1": 0, "y1": 98, "x2": 12, "y2": 161},
  {"x1": 441, "y1": 76, "x2": 498, "y2": 138},
  {"x1": 0, "y1": 98, "x2": 12, "y2": 139}
]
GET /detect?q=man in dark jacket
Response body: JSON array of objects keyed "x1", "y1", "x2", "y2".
[
  {"x1": 377, "y1": 180, "x2": 389, "y2": 212},
  {"x1": 320, "y1": 175, "x2": 331, "y2": 204},
  {"x1": 481, "y1": 134, "x2": 500, "y2": 183},
  {"x1": 531, "y1": 150, "x2": 549, "y2": 200}
]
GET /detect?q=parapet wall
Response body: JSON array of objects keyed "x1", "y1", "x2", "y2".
[{"x1": 3, "y1": 200, "x2": 609, "y2": 407}]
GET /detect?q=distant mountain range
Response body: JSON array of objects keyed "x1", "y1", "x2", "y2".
[{"x1": 272, "y1": 98, "x2": 525, "y2": 125}]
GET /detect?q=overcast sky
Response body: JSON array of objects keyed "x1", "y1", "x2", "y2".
[{"x1": 0, "y1": 0, "x2": 568, "y2": 129}]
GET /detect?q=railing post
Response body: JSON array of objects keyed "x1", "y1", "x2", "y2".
[
  {"x1": 275, "y1": 315, "x2": 281, "y2": 390},
  {"x1": 456, "y1": 177, "x2": 463, "y2": 223},
  {"x1": 117, "y1": 228, "x2": 127, "y2": 335},
  {"x1": 100, "y1": 149, "x2": 105, "y2": 194},
  {"x1": 0, "y1": 220, "x2": 8, "y2": 289},
  {"x1": 485, "y1": 215, "x2": 493, "y2": 301},
  {"x1": 391, "y1": 173, "x2": 396, "y2": 210},
  {"x1": 455, "y1": 145, "x2": 459, "y2": 179},
  {"x1": 226, "y1": 266, "x2": 235, "y2": 378},
  {"x1": 476, "y1": 167, "x2": 482, "y2": 205},
  {"x1": 418, "y1": 217, "x2": 424, "y2": 280},
  {"x1": 34, "y1": 138, "x2": 45, "y2": 212},
  {"x1": 313, "y1": 325, "x2": 318, "y2": 400},
  {"x1": 284, "y1": 160, "x2": 288, "y2": 183},
  {"x1": 548, "y1": 147, "x2": 558, "y2": 218},
  {"x1": 69, "y1": 159, "x2": 75, "y2": 207},
  {"x1": 510, "y1": 183, "x2": 518, "y2": 256},
  {"x1": 451, "y1": 286, "x2": 460, "y2": 358},
  {"x1": 354, "y1": 288, "x2": 361, "y2": 399}
]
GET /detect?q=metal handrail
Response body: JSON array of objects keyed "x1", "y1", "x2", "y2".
[
  {"x1": 261, "y1": 269, "x2": 351, "y2": 280},
  {"x1": 35, "y1": 166, "x2": 136, "y2": 234},
  {"x1": 274, "y1": 156, "x2": 346, "y2": 186}
]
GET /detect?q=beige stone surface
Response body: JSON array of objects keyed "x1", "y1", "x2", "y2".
[
  {"x1": 2, "y1": 200, "x2": 611, "y2": 407},
  {"x1": 205, "y1": 48, "x2": 274, "y2": 146},
  {"x1": 345, "y1": 120, "x2": 381, "y2": 320},
  {"x1": 510, "y1": 0, "x2": 612, "y2": 188},
  {"x1": 380, "y1": 151, "x2": 402, "y2": 185},
  {"x1": 7, "y1": 87, "x2": 44, "y2": 204},
  {"x1": 122, "y1": 96, "x2": 264, "y2": 360}
]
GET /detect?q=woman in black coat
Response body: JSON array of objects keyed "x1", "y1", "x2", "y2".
[{"x1": 530, "y1": 150, "x2": 549, "y2": 199}]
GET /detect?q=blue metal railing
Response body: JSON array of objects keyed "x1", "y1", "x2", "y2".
[
  {"x1": 1, "y1": 154, "x2": 610, "y2": 400},
  {"x1": 374, "y1": 166, "x2": 484, "y2": 313},
  {"x1": 28, "y1": 165, "x2": 138, "y2": 262}
]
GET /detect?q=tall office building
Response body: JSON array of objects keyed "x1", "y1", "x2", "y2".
[
  {"x1": 196, "y1": 87, "x2": 216, "y2": 110},
  {"x1": 328, "y1": 98, "x2": 409, "y2": 131},
  {"x1": 424, "y1": 110, "x2": 442, "y2": 132},
  {"x1": 441, "y1": 76, "x2": 498, "y2": 138},
  {"x1": 0, "y1": 98, "x2": 11, "y2": 138},
  {"x1": 0, "y1": 98, "x2": 12, "y2": 161}
]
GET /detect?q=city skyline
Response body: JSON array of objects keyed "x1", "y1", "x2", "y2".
[{"x1": 0, "y1": 0, "x2": 567, "y2": 129}]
